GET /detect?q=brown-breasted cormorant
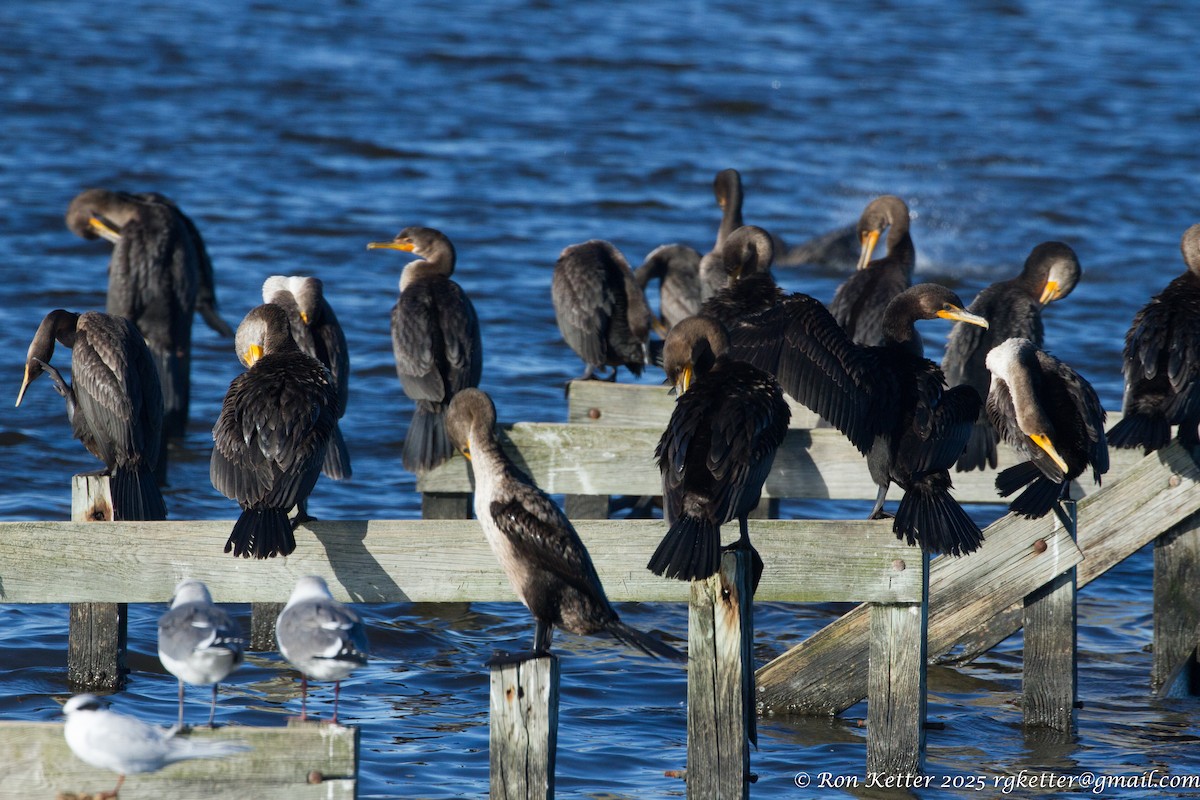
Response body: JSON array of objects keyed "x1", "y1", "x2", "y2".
[
  {"x1": 943, "y1": 242, "x2": 1083, "y2": 471},
  {"x1": 66, "y1": 189, "x2": 232, "y2": 438},
  {"x1": 17, "y1": 309, "x2": 166, "y2": 521},
  {"x1": 210, "y1": 304, "x2": 337, "y2": 558},
  {"x1": 368, "y1": 226, "x2": 483, "y2": 473},
  {"x1": 1108, "y1": 223, "x2": 1200, "y2": 454},
  {"x1": 551, "y1": 239, "x2": 654, "y2": 381},
  {"x1": 649, "y1": 316, "x2": 790, "y2": 583},
  {"x1": 698, "y1": 168, "x2": 747, "y2": 301},
  {"x1": 635, "y1": 243, "x2": 702, "y2": 331},
  {"x1": 262, "y1": 275, "x2": 352, "y2": 480},
  {"x1": 157, "y1": 579, "x2": 245, "y2": 729},
  {"x1": 445, "y1": 388, "x2": 682, "y2": 662},
  {"x1": 829, "y1": 195, "x2": 915, "y2": 346},
  {"x1": 986, "y1": 338, "x2": 1108, "y2": 518}
]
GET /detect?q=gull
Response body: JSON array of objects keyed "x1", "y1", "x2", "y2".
[
  {"x1": 276, "y1": 575, "x2": 369, "y2": 723},
  {"x1": 157, "y1": 578, "x2": 245, "y2": 729},
  {"x1": 63, "y1": 693, "x2": 249, "y2": 798}
]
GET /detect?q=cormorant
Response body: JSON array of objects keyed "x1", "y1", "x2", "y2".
[
  {"x1": 367, "y1": 226, "x2": 482, "y2": 473},
  {"x1": 698, "y1": 168, "x2": 747, "y2": 301},
  {"x1": 66, "y1": 189, "x2": 232, "y2": 438},
  {"x1": 445, "y1": 388, "x2": 683, "y2": 662},
  {"x1": 262, "y1": 275, "x2": 352, "y2": 479},
  {"x1": 986, "y1": 338, "x2": 1108, "y2": 519},
  {"x1": 275, "y1": 575, "x2": 369, "y2": 723},
  {"x1": 16, "y1": 309, "x2": 166, "y2": 521},
  {"x1": 1108, "y1": 223, "x2": 1200, "y2": 454},
  {"x1": 728, "y1": 284, "x2": 990, "y2": 555},
  {"x1": 698, "y1": 225, "x2": 784, "y2": 327},
  {"x1": 635, "y1": 243, "x2": 702, "y2": 331},
  {"x1": 648, "y1": 316, "x2": 790, "y2": 583},
  {"x1": 829, "y1": 195, "x2": 915, "y2": 346},
  {"x1": 551, "y1": 239, "x2": 654, "y2": 381},
  {"x1": 210, "y1": 304, "x2": 337, "y2": 559},
  {"x1": 943, "y1": 242, "x2": 1083, "y2": 471},
  {"x1": 157, "y1": 579, "x2": 245, "y2": 729}
]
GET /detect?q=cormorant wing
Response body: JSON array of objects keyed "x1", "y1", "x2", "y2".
[
  {"x1": 986, "y1": 377, "x2": 1066, "y2": 482},
  {"x1": 70, "y1": 319, "x2": 140, "y2": 461},
  {"x1": 436, "y1": 282, "x2": 483, "y2": 394},
  {"x1": 1127, "y1": 286, "x2": 1200, "y2": 425},
  {"x1": 911, "y1": 382, "x2": 983, "y2": 474},
  {"x1": 1037, "y1": 350, "x2": 1110, "y2": 481},
  {"x1": 552, "y1": 248, "x2": 618, "y2": 367},
  {"x1": 391, "y1": 287, "x2": 450, "y2": 403},
  {"x1": 312, "y1": 298, "x2": 351, "y2": 414}
]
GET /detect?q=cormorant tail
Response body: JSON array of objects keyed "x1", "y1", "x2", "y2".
[
  {"x1": 647, "y1": 338, "x2": 665, "y2": 369},
  {"x1": 110, "y1": 464, "x2": 167, "y2": 521},
  {"x1": 225, "y1": 508, "x2": 296, "y2": 559},
  {"x1": 322, "y1": 422, "x2": 353, "y2": 480},
  {"x1": 1106, "y1": 413, "x2": 1170, "y2": 454},
  {"x1": 647, "y1": 514, "x2": 721, "y2": 582},
  {"x1": 996, "y1": 461, "x2": 1062, "y2": 519},
  {"x1": 402, "y1": 402, "x2": 453, "y2": 473},
  {"x1": 606, "y1": 620, "x2": 686, "y2": 662},
  {"x1": 151, "y1": 344, "x2": 189, "y2": 440},
  {"x1": 894, "y1": 477, "x2": 983, "y2": 556},
  {"x1": 955, "y1": 419, "x2": 998, "y2": 472}
]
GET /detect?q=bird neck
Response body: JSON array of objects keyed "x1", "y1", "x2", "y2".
[{"x1": 400, "y1": 260, "x2": 452, "y2": 292}]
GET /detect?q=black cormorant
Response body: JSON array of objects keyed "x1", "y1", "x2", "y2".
[
  {"x1": 551, "y1": 239, "x2": 653, "y2": 381},
  {"x1": 262, "y1": 275, "x2": 352, "y2": 480},
  {"x1": 16, "y1": 309, "x2": 166, "y2": 521},
  {"x1": 445, "y1": 388, "x2": 682, "y2": 662},
  {"x1": 635, "y1": 243, "x2": 702, "y2": 331},
  {"x1": 210, "y1": 304, "x2": 337, "y2": 559},
  {"x1": 368, "y1": 226, "x2": 483, "y2": 473},
  {"x1": 943, "y1": 242, "x2": 1083, "y2": 471},
  {"x1": 986, "y1": 338, "x2": 1108, "y2": 518},
  {"x1": 698, "y1": 168, "x2": 747, "y2": 300},
  {"x1": 829, "y1": 195, "x2": 915, "y2": 346},
  {"x1": 698, "y1": 225, "x2": 785, "y2": 327},
  {"x1": 1108, "y1": 223, "x2": 1200, "y2": 454},
  {"x1": 649, "y1": 316, "x2": 790, "y2": 583}
]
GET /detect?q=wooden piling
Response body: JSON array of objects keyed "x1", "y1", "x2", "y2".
[
  {"x1": 687, "y1": 548, "x2": 755, "y2": 800},
  {"x1": 68, "y1": 475, "x2": 126, "y2": 691},
  {"x1": 490, "y1": 654, "x2": 559, "y2": 800},
  {"x1": 1152, "y1": 510, "x2": 1200, "y2": 696},
  {"x1": 1022, "y1": 500, "x2": 1077, "y2": 731}
]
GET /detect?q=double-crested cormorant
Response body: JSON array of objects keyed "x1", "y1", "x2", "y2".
[
  {"x1": 728, "y1": 284, "x2": 990, "y2": 555},
  {"x1": 210, "y1": 304, "x2": 337, "y2": 559},
  {"x1": 445, "y1": 388, "x2": 682, "y2": 661},
  {"x1": 17, "y1": 309, "x2": 166, "y2": 521},
  {"x1": 829, "y1": 195, "x2": 915, "y2": 346},
  {"x1": 635, "y1": 243, "x2": 702, "y2": 331},
  {"x1": 649, "y1": 316, "x2": 790, "y2": 583},
  {"x1": 157, "y1": 579, "x2": 245, "y2": 729},
  {"x1": 1108, "y1": 224, "x2": 1200, "y2": 453},
  {"x1": 986, "y1": 338, "x2": 1108, "y2": 518},
  {"x1": 551, "y1": 239, "x2": 654, "y2": 382},
  {"x1": 943, "y1": 242, "x2": 1083, "y2": 471},
  {"x1": 262, "y1": 275, "x2": 352, "y2": 480},
  {"x1": 367, "y1": 226, "x2": 483, "y2": 473},
  {"x1": 698, "y1": 225, "x2": 785, "y2": 327},
  {"x1": 698, "y1": 168, "x2": 748, "y2": 300},
  {"x1": 275, "y1": 575, "x2": 369, "y2": 723},
  {"x1": 66, "y1": 189, "x2": 232, "y2": 438}
]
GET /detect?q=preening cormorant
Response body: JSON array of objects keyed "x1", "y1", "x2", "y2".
[
  {"x1": 829, "y1": 195, "x2": 915, "y2": 346},
  {"x1": 698, "y1": 168, "x2": 747, "y2": 301},
  {"x1": 368, "y1": 226, "x2": 483, "y2": 473},
  {"x1": 157, "y1": 579, "x2": 245, "y2": 729},
  {"x1": 698, "y1": 225, "x2": 784, "y2": 327},
  {"x1": 727, "y1": 284, "x2": 990, "y2": 555},
  {"x1": 262, "y1": 275, "x2": 352, "y2": 480},
  {"x1": 986, "y1": 338, "x2": 1108, "y2": 519},
  {"x1": 551, "y1": 239, "x2": 654, "y2": 381},
  {"x1": 210, "y1": 304, "x2": 337, "y2": 559},
  {"x1": 635, "y1": 243, "x2": 702, "y2": 331},
  {"x1": 16, "y1": 309, "x2": 166, "y2": 521},
  {"x1": 648, "y1": 316, "x2": 790, "y2": 584},
  {"x1": 943, "y1": 242, "x2": 1083, "y2": 471},
  {"x1": 1108, "y1": 223, "x2": 1200, "y2": 454},
  {"x1": 445, "y1": 388, "x2": 682, "y2": 662},
  {"x1": 66, "y1": 189, "x2": 232, "y2": 438}
]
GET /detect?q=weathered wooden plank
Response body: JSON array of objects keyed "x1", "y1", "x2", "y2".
[
  {"x1": 757, "y1": 443, "x2": 1200, "y2": 716},
  {"x1": 69, "y1": 474, "x2": 126, "y2": 692},
  {"x1": 566, "y1": 380, "x2": 820, "y2": 428},
  {"x1": 1153, "y1": 511, "x2": 1200, "y2": 696},
  {"x1": 0, "y1": 720, "x2": 357, "y2": 799},
  {"x1": 490, "y1": 655, "x2": 559, "y2": 800},
  {"x1": 0, "y1": 519, "x2": 921, "y2": 605},
  {"x1": 1022, "y1": 501, "x2": 1077, "y2": 731}
]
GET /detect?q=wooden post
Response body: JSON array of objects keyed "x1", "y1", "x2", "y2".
[
  {"x1": 1023, "y1": 499, "x2": 1077, "y2": 731},
  {"x1": 69, "y1": 475, "x2": 127, "y2": 691},
  {"x1": 490, "y1": 654, "x2": 559, "y2": 800},
  {"x1": 687, "y1": 548, "x2": 754, "y2": 800},
  {"x1": 866, "y1": 550, "x2": 928, "y2": 775},
  {"x1": 1152, "y1": 510, "x2": 1200, "y2": 696}
]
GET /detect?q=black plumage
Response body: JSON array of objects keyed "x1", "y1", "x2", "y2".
[
  {"x1": 1108, "y1": 224, "x2": 1200, "y2": 454},
  {"x1": 697, "y1": 225, "x2": 785, "y2": 327},
  {"x1": 698, "y1": 168, "x2": 747, "y2": 301},
  {"x1": 368, "y1": 226, "x2": 483, "y2": 473},
  {"x1": 649, "y1": 316, "x2": 790, "y2": 583},
  {"x1": 635, "y1": 243, "x2": 702, "y2": 331},
  {"x1": 262, "y1": 275, "x2": 352, "y2": 480},
  {"x1": 210, "y1": 304, "x2": 337, "y2": 559},
  {"x1": 986, "y1": 338, "x2": 1108, "y2": 518},
  {"x1": 17, "y1": 310, "x2": 166, "y2": 521},
  {"x1": 445, "y1": 388, "x2": 682, "y2": 662},
  {"x1": 943, "y1": 242, "x2": 1082, "y2": 471},
  {"x1": 551, "y1": 239, "x2": 653, "y2": 381},
  {"x1": 829, "y1": 195, "x2": 915, "y2": 346}
]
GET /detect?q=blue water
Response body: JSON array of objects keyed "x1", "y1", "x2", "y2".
[{"x1": 2, "y1": 0, "x2": 1199, "y2": 796}]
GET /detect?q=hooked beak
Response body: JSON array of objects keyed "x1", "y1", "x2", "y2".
[
  {"x1": 855, "y1": 229, "x2": 881, "y2": 270},
  {"x1": 15, "y1": 362, "x2": 35, "y2": 407},
  {"x1": 366, "y1": 240, "x2": 415, "y2": 252},
  {"x1": 244, "y1": 343, "x2": 264, "y2": 367},
  {"x1": 673, "y1": 364, "x2": 694, "y2": 396},
  {"x1": 1038, "y1": 280, "x2": 1061, "y2": 306},
  {"x1": 87, "y1": 215, "x2": 122, "y2": 244},
  {"x1": 936, "y1": 306, "x2": 989, "y2": 329},
  {"x1": 1030, "y1": 433, "x2": 1069, "y2": 474},
  {"x1": 299, "y1": 311, "x2": 310, "y2": 325},
  {"x1": 460, "y1": 440, "x2": 472, "y2": 462}
]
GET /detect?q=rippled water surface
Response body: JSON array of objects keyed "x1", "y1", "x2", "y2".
[{"x1": 2, "y1": 1, "x2": 1199, "y2": 797}]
